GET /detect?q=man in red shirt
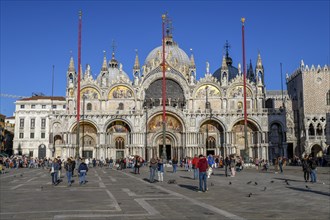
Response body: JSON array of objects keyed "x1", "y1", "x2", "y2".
[
  {"x1": 192, "y1": 154, "x2": 199, "y2": 180},
  {"x1": 197, "y1": 154, "x2": 208, "y2": 192}
]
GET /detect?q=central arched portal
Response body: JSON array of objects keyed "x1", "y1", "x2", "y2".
[
  {"x1": 157, "y1": 136, "x2": 174, "y2": 160},
  {"x1": 148, "y1": 113, "x2": 183, "y2": 160}
]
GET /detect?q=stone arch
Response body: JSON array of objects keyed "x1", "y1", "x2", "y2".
[
  {"x1": 230, "y1": 120, "x2": 260, "y2": 157},
  {"x1": 311, "y1": 144, "x2": 323, "y2": 157},
  {"x1": 72, "y1": 121, "x2": 98, "y2": 152},
  {"x1": 141, "y1": 73, "x2": 190, "y2": 105},
  {"x1": 316, "y1": 123, "x2": 323, "y2": 136},
  {"x1": 104, "y1": 118, "x2": 133, "y2": 133},
  {"x1": 144, "y1": 78, "x2": 185, "y2": 109},
  {"x1": 199, "y1": 119, "x2": 225, "y2": 153},
  {"x1": 308, "y1": 123, "x2": 315, "y2": 136}
]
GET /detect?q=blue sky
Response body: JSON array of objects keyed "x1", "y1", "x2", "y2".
[{"x1": 1, "y1": 0, "x2": 329, "y2": 117}]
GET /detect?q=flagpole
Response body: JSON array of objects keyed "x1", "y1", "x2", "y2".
[
  {"x1": 241, "y1": 18, "x2": 248, "y2": 160},
  {"x1": 76, "y1": 10, "x2": 82, "y2": 159},
  {"x1": 161, "y1": 13, "x2": 167, "y2": 160}
]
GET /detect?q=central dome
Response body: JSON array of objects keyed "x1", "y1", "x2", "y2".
[{"x1": 144, "y1": 41, "x2": 190, "y2": 71}]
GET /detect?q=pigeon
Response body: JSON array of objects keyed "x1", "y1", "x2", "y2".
[
  {"x1": 263, "y1": 187, "x2": 267, "y2": 191},
  {"x1": 247, "y1": 181, "x2": 252, "y2": 184},
  {"x1": 248, "y1": 193, "x2": 253, "y2": 197},
  {"x1": 211, "y1": 182, "x2": 214, "y2": 186},
  {"x1": 270, "y1": 180, "x2": 274, "y2": 183},
  {"x1": 20, "y1": 174, "x2": 23, "y2": 177},
  {"x1": 305, "y1": 185, "x2": 310, "y2": 190},
  {"x1": 229, "y1": 182, "x2": 232, "y2": 185},
  {"x1": 255, "y1": 182, "x2": 258, "y2": 185},
  {"x1": 286, "y1": 181, "x2": 290, "y2": 186},
  {"x1": 167, "y1": 179, "x2": 177, "y2": 184}
]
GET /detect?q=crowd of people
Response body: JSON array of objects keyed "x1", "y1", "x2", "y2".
[{"x1": 0, "y1": 153, "x2": 327, "y2": 189}]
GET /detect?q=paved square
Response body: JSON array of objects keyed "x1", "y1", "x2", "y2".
[{"x1": 1, "y1": 165, "x2": 329, "y2": 219}]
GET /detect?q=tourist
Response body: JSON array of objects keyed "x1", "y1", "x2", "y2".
[
  {"x1": 301, "y1": 155, "x2": 310, "y2": 182},
  {"x1": 278, "y1": 157, "x2": 283, "y2": 173},
  {"x1": 197, "y1": 154, "x2": 208, "y2": 192},
  {"x1": 192, "y1": 154, "x2": 199, "y2": 180},
  {"x1": 172, "y1": 157, "x2": 178, "y2": 173},
  {"x1": 64, "y1": 158, "x2": 74, "y2": 186},
  {"x1": 230, "y1": 156, "x2": 236, "y2": 177},
  {"x1": 224, "y1": 156, "x2": 230, "y2": 177},
  {"x1": 157, "y1": 157, "x2": 164, "y2": 182},
  {"x1": 109, "y1": 157, "x2": 114, "y2": 169},
  {"x1": 134, "y1": 156, "x2": 141, "y2": 174},
  {"x1": 309, "y1": 156, "x2": 318, "y2": 183},
  {"x1": 149, "y1": 157, "x2": 158, "y2": 183},
  {"x1": 78, "y1": 158, "x2": 89, "y2": 185}
]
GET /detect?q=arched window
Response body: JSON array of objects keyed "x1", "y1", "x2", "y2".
[
  {"x1": 87, "y1": 103, "x2": 92, "y2": 111},
  {"x1": 206, "y1": 136, "x2": 216, "y2": 149},
  {"x1": 115, "y1": 137, "x2": 125, "y2": 149},
  {"x1": 327, "y1": 90, "x2": 330, "y2": 105},
  {"x1": 308, "y1": 124, "x2": 315, "y2": 136},
  {"x1": 118, "y1": 103, "x2": 124, "y2": 110},
  {"x1": 69, "y1": 74, "x2": 73, "y2": 83},
  {"x1": 316, "y1": 123, "x2": 322, "y2": 136}
]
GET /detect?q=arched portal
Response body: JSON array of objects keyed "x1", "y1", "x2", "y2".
[
  {"x1": 148, "y1": 114, "x2": 183, "y2": 160},
  {"x1": 54, "y1": 135, "x2": 63, "y2": 158},
  {"x1": 231, "y1": 120, "x2": 259, "y2": 158},
  {"x1": 38, "y1": 144, "x2": 46, "y2": 159},
  {"x1": 106, "y1": 120, "x2": 131, "y2": 160},
  {"x1": 73, "y1": 122, "x2": 97, "y2": 158},
  {"x1": 311, "y1": 145, "x2": 323, "y2": 158},
  {"x1": 199, "y1": 120, "x2": 224, "y2": 156},
  {"x1": 269, "y1": 123, "x2": 284, "y2": 160}
]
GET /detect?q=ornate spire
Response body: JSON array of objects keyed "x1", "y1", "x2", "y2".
[
  {"x1": 256, "y1": 52, "x2": 263, "y2": 69},
  {"x1": 189, "y1": 48, "x2": 196, "y2": 68},
  {"x1": 221, "y1": 55, "x2": 228, "y2": 70},
  {"x1": 68, "y1": 55, "x2": 75, "y2": 72},
  {"x1": 101, "y1": 50, "x2": 107, "y2": 71},
  {"x1": 133, "y1": 49, "x2": 140, "y2": 69}
]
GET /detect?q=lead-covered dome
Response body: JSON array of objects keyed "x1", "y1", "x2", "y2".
[{"x1": 143, "y1": 38, "x2": 190, "y2": 77}]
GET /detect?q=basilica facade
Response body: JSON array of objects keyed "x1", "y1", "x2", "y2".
[
  {"x1": 18, "y1": 30, "x2": 287, "y2": 162},
  {"x1": 12, "y1": 26, "x2": 330, "y2": 161}
]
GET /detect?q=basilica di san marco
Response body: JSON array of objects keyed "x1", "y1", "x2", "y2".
[{"x1": 39, "y1": 28, "x2": 287, "y2": 164}]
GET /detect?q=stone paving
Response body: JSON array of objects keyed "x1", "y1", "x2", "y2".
[{"x1": 0, "y1": 165, "x2": 329, "y2": 220}]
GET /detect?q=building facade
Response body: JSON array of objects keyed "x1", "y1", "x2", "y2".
[
  {"x1": 13, "y1": 30, "x2": 292, "y2": 161},
  {"x1": 286, "y1": 61, "x2": 330, "y2": 157}
]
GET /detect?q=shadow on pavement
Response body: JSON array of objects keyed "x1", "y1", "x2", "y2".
[
  {"x1": 286, "y1": 186, "x2": 330, "y2": 197},
  {"x1": 180, "y1": 176, "x2": 193, "y2": 180},
  {"x1": 274, "y1": 177, "x2": 305, "y2": 183},
  {"x1": 178, "y1": 184, "x2": 198, "y2": 191}
]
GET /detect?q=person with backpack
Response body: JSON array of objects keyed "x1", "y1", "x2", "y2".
[
  {"x1": 301, "y1": 155, "x2": 310, "y2": 182},
  {"x1": 309, "y1": 156, "x2": 318, "y2": 183},
  {"x1": 64, "y1": 158, "x2": 74, "y2": 186},
  {"x1": 78, "y1": 158, "x2": 89, "y2": 185}
]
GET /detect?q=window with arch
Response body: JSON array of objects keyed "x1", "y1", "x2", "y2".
[
  {"x1": 308, "y1": 124, "x2": 315, "y2": 136},
  {"x1": 118, "y1": 103, "x2": 124, "y2": 110},
  {"x1": 316, "y1": 123, "x2": 322, "y2": 136},
  {"x1": 327, "y1": 90, "x2": 330, "y2": 105},
  {"x1": 69, "y1": 74, "x2": 73, "y2": 83},
  {"x1": 206, "y1": 136, "x2": 216, "y2": 149},
  {"x1": 87, "y1": 103, "x2": 92, "y2": 111},
  {"x1": 115, "y1": 137, "x2": 125, "y2": 149}
]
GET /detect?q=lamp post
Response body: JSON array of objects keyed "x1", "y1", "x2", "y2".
[
  {"x1": 82, "y1": 95, "x2": 86, "y2": 158},
  {"x1": 144, "y1": 106, "x2": 148, "y2": 161},
  {"x1": 205, "y1": 86, "x2": 210, "y2": 154}
]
